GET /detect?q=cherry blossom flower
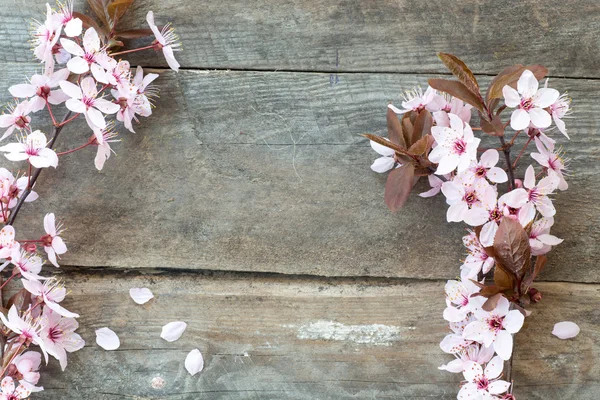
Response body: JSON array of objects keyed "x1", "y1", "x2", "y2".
[
  {"x1": 60, "y1": 28, "x2": 112, "y2": 81},
  {"x1": 501, "y1": 165, "x2": 559, "y2": 218},
  {"x1": 369, "y1": 140, "x2": 396, "y2": 173},
  {"x1": 22, "y1": 278, "x2": 79, "y2": 318},
  {"x1": 531, "y1": 137, "x2": 568, "y2": 191},
  {"x1": 0, "y1": 101, "x2": 32, "y2": 141},
  {"x1": 56, "y1": 0, "x2": 83, "y2": 37},
  {"x1": 463, "y1": 296, "x2": 525, "y2": 360},
  {"x1": 147, "y1": 11, "x2": 181, "y2": 72},
  {"x1": 12, "y1": 351, "x2": 43, "y2": 391},
  {"x1": 95, "y1": 327, "x2": 120, "y2": 350},
  {"x1": 40, "y1": 308, "x2": 85, "y2": 370},
  {"x1": 419, "y1": 174, "x2": 444, "y2": 198},
  {"x1": 502, "y1": 69, "x2": 559, "y2": 130},
  {"x1": 10, "y1": 249, "x2": 44, "y2": 281},
  {"x1": 32, "y1": 4, "x2": 61, "y2": 71},
  {"x1": 0, "y1": 306, "x2": 49, "y2": 362},
  {"x1": 0, "y1": 130, "x2": 58, "y2": 168},
  {"x1": 545, "y1": 79, "x2": 571, "y2": 139},
  {"x1": 443, "y1": 278, "x2": 481, "y2": 322},
  {"x1": 461, "y1": 231, "x2": 494, "y2": 279},
  {"x1": 106, "y1": 60, "x2": 132, "y2": 88},
  {"x1": 42, "y1": 212, "x2": 67, "y2": 267},
  {"x1": 92, "y1": 125, "x2": 120, "y2": 171},
  {"x1": 458, "y1": 356, "x2": 511, "y2": 399},
  {"x1": 460, "y1": 149, "x2": 508, "y2": 187},
  {"x1": 0, "y1": 225, "x2": 18, "y2": 259},
  {"x1": 388, "y1": 86, "x2": 437, "y2": 114},
  {"x1": 439, "y1": 343, "x2": 494, "y2": 373},
  {"x1": 441, "y1": 180, "x2": 487, "y2": 223},
  {"x1": 9, "y1": 68, "x2": 70, "y2": 113},
  {"x1": 185, "y1": 349, "x2": 204, "y2": 376},
  {"x1": 430, "y1": 113, "x2": 480, "y2": 175},
  {"x1": 60, "y1": 77, "x2": 120, "y2": 130},
  {"x1": 161, "y1": 321, "x2": 187, "y2": 342},
  {"x1": 529, "y1": 217, "x2": 563, "y2": 256},
  {"x1": 552, "y1": 321, "x2": 580, "y2": 339},
  {"x1": 0, "y1": 168, "x2": 38, "y2": 209},
  {"x1": 0, "y1": 377, "x2": 31, "y2": 400},
  {"x1": 432, "y1": 95, "x2": 473, "y2": 126},
  {"x1": 440, "y1": 315, "x2": 476, "y2": 354}
]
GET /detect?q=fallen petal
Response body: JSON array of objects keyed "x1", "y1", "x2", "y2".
[
  {"x1": 129, "y1": 287, "x2": 154, "y2": 304},
  {"x1": 161, "y1": 321, "x2": 187, "y2": 342},
  {"x1": 96, "y1": 327, "x2": 120, "y2": 350},
  {"x1": 184, "y1": 349, "x2": 204, "y2": 376},
  {"x1": 552, "y1": 321, "x2": 580, "y2": 339}
]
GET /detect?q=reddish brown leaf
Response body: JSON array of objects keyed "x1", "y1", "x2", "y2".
[
  {"x1": 486, "y1": 64, "x2": 549, "y2": 101},
  {"x1": 386, "y1": 108, "x2": 406, "y2": 148},
  {"x1": 73, "y1": 12, "x2": 107, "y2": 38},
  {"x1": 493, "y1": 217, "x2": 532, "y2": 280},
  {"x1": 411, "y1": 110, "x2": 432, "y2": 146},
  {"x1": 409, "y1": 134, "x2": 434, "y2": 156},
  {"x1": 428, "y1": 79, "x2": 486, "y2": 114},
  {"x1": 482, "y1": 293, "x2": 504, "y2": 312},
  {"x1": 494, "y1": 263, "x2": 515, "y2": 289},
  {"x1": 107, "y1": 0, "x2": 136, "y2": 26},
  {"x1": 384, "y1": 163, "x2": 415, "y2": 212},
  {"x1": 437, "y1": 53, "x2": 481, "y2": 98},
  {"x1": 479, "y1": 114, "x2": 504, "y2": 136},
  {"x1": 115, "y1": 28, "x2": 154, "y2": 39},
  {"x1": 522, "y1": 255, "x2": 548, "y2": 292},
  {"x1": 6, "y1": 289, "x2": 31, "y2": 313},
  {"x1": 87, "y1": 0, "x2": 111, "y2": 27},
  {"x1": 401, "y1": 116, "x2": 414, "y2": 147}
]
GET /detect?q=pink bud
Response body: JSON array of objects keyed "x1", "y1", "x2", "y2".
[{"x1": 514, "y1": 179, "x2": 523, "y2": 188}]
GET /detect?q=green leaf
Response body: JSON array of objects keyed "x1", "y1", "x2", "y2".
[
  {"x1": 493, "y1": 217, "x2": 532, "y2": 281},
  {"x1": 437, "y1": 53, "x2": 481, "y2": 98},
  {"x1": 384, "y1": 163, "x2": 415, "y2": 212},
  {"x1": 428, "y1": 78, "x2": 486, "y2": 114}
]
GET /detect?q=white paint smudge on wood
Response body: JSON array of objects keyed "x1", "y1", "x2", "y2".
[{"x1": 291, "y1": 320, "x2": 401, "y2": 346}]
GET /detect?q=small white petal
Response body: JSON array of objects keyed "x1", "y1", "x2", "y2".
[
  {"x1": 184, "y1": 349, "x2": 204, "y2": 376},
  {"x1": 129, "y1": 288, "x2": 154, "y2": 305},
  {"x1": 552, "y1": 321, "x2": 580, "y2": 339},
  {"x1": 161, "y1": 321, "x2": 187, "y2": 342},
  {"x1": 95, "y1": 327, "x2": 120, "y2": 350}
]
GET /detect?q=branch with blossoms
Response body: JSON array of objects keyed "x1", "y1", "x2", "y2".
[
  {"x1": 366, "y1": 53, "x2": 573, "y2": 399},
  {"x1": 0, "y1": 0, "x2": 181, "y2": 397}
]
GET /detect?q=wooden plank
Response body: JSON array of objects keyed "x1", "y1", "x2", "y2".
[
  {"x1": 2, "y1": 1, "x2": 600, "y2": 77},
  {"x1": 13, "y1": 273, "x2": 597, "y2": 399},
  {"x1": 0, "y1": 65, "x2": 598, "y2": 282}
]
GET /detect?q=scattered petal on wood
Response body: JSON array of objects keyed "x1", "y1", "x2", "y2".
[
  {"x1": 552, "y1": 321, "x2": 580, "y2": 339},
  {"x1": 95, "y1": 327, "x2": 120, "y2": 350},
  {"x1": 161, "y1": 321, "x2": 187, "y2": 342},
  {"x1": 184, "y1": 349, "x2": 204, "y2": 376},
  {"x1": 129, "y1": 288, "x2": 154, "y2": 304}
]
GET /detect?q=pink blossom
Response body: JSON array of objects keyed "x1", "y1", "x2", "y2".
[
  {"x1": 500, "y1": 165, "x2": 559, "y2": 218},
  {"x1": 457, "y1": 356, "x2": 511, "y2": 399},
  {"x1": 0, "y1": 377, "x2": 31, "y2": 400},
  {"x1": 461, "y1": 231, "x2": 494, "y2": 280},
  {"x1": 0, "y1": 130, "x2": 58, "y2": 168},
  {"x1": 60, "y1": 28, "x2": 112, "y2": 81},
  {"x1": 12, "y1": 351, "x2": 42, "y2": 390},
  {"x1": 22, "y1": 278, "x2": 79, "y2": 318},
  {"x1": 40, "y1": 308, "x2": 85, "y2": 371},
  {"x1": 0, "y1": 101, "x2": 32, "y2": 141},
  {"x1": 419, "y1": 174, "x2": 444, "y2": 198},
  {"x1": 0, "y1": 168, "x2": 38, "y2": 209},
  {"x1": 439, "y1": 343, "x2": 494, "y2": 373},
  {"x1": 529, "y1": 217, "x2": 563, "y2": 256},
  {"x1": 369, "y1": 140, "x2": 396, "y2": 173},
  {"x1": 42, "y1": 213, "x2": 67, "y2": 267},
  {"x1": 32, "y1": 4, "x2": 61, "y2": 72},
  {"x1": 10, "y1": 249, "x2": 44, "y2": 281},
  {"x1": 545, "y1": 79, "x2": 571, "y2": 139},
  {"x1": 388, "y1": 86, "x2": 436, "y2": 114},
  {"x1": 531, "y1": 137, "x2": 568, "y2": 191},
  {"x1": 463, "y1": 296, "x2": 524, "y2": 360},
  {"x1": 56, "y1": 0, "x2": 83, "y2": 37},
  {"x1": 440, "y1": 315, "x2": 476, "y2": 354},
  {"x1": 60, "y1": 77, "x2": 120, "y2": 130},
  {"x1": 441, "y1": 180, "x2": 487, "y2": 223},
  {"x1": 443, "y1": 279, "x2": 481, "y2": 322},
  {"x1": 502, "y1": 69, "x2": 559, "y2": 130},
  {"x1": 9, "y1": 68, "x2": 70, "y2": 113},
  {"x1": 92, "y1": 126, "x2": 120, "y2": 171},
  {"x1": 106, "y1": 60, "x2": 131, "y2": 88},
  {"x1": 0, "y1": 225, "x2": 18, "y2": 259},
  {"x1": 130, "y1": 66, "x2": 159, "y2": 118},
  {"x1": 432, "y1": 96, "x2": 473, "y2": 126},
  {"x1": 430, "y1": 113, "x2": 480, "y2": 175},
  {"x1": 0, "y1": 306, "x2": 49, "y2": 362},
  {"x1": 147, "y1": 11, "x2": 181, "y2": 72},
  {"x1": 460, "y1": 149, "x2": 508, "y2": 186}
]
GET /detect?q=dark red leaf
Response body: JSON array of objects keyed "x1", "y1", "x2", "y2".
[
  {"x1": 493, "y1": 217, "x2": 532, "y2": 280},
  {"x1": 384, "y1": 163, "x2": 415, "y2": 212},
  {"x1": 482, "y1": 293, "x2": 504, "y2": 311},
  {"x1": 114, "y1": 28, "x2": 154, "y2": 40},
  {"x1": 479, "y1": 114, "x2": 505, "y2": 136},
  {"x1": 428, "y1": 79, "x2": 486, "y2": 114},
  {"x1": 386, "y1": 108, "x2": 406, "y2": 148},
  {"x1": 411, "y1": 110, "x2": 432, "y2": 146},
  {"x1": 437, "y1": 53, "x2": 481, "y2": 98}
]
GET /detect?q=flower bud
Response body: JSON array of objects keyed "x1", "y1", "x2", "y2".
[{"x1": 528, "y1": 288, "x2": 542, "y2": 303}]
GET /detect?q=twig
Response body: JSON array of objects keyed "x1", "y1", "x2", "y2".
[{"x1": 499, "y1": 136, "x2": 516, "y2": 190}]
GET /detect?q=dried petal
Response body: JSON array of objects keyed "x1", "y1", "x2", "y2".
[
  {"x1": 129, "y1": 288, "x2": 154, "y2": 305},
  {"x1": 184, "y1": 349, "x2": 204, "y2": 376},
  {"x1": 161, "y1": 321, "x2": 187, "y2": 342},
  {"x1": 552, "y1": 321, "x2": 580, "y2": 339},
  {"x1": 95, "y1": 327, "x2": 120, "y2": 350}
]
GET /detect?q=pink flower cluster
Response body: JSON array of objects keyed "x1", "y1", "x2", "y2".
[
  {"x1": 370, "y1": 67, "x2": 572, "y2": 399},
  {"x1": 0, "y1": 2, "x2": 181, "y2": 396}
]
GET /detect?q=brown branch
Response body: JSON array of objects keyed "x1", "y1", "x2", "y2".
[{"x1": 499, "y1": 136, "x2": 516, "y2": 191}]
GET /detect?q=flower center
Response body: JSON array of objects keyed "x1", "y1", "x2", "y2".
[
  {"x1": 82, "y1": 96, "x2": 95, "y2": 109},
  {"x1": 489, "y1": 208, "x2": 503, "y2": 222},
  {"x1": 36, "y1": 85, "x2": 51, "y2": 99},
  {"x1": 48, "y1": 325, "x2": 62, "y2": 342},
  {"x1": 528, "y1": 188, "x2": 540, "y2": 202},
  {"x1": 520, "y1": 98, "x2": 534, "y2": 111},
  {"x1": 453, "y1": 139, "x2": 467, "y2": 155},
  {"x1": 476, "y1": 376, "x2": 490, "y2": 390},
  {"x1": 463, "y1": 191, "x2": 478, "y2": 207},
  {"x1": 40, "y1": 234, "x2": 53, "y2": 248},
  {"x1": 15, "y1": 116, "x2": 29, "y2": 128},
  {"x1": 84, "y1": 52, "x2": 96, "y2": 64},
  {"x1": 487, "y1": 315, "x2": 504, "y2": 332},
  {"x1": 474, "y1": 165, "x2": 487, "y2": 178}
]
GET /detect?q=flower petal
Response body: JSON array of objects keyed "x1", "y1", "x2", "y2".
[
  {"x1": 552, "y1": 321, "x2": 580, "y2": 339},
  {"x1": 95, "y1": 327, "x2": 120, "y2": 350},
  {"x1": 502, "y1": 86, "x2": 520, "y2": 108},
  {"x1": 129, "y1": 288, "x2": 154, "y2": 305},
  {"x1": 510, "y1": 109, "x2": 530, "y2": 131},
  {"x1": 493, "y1": 330, "x2": 513, "y2": 360},
  {"x1": 517, "y1": 69, "x2": 538, "y2": 98},
  {"x1": 484, "y1": 355, "x2": 504, "y2": 380},
  {"x1": 160, "y1": 321, "x2": 187, "y2": 342},
  {"x1": 533, "y1": 88, "x2": 560, "y2": 108},
  {"x1": 529, "y1": 108, "x2": 552, "y2": 129},
  {"x1": 184, "y1": 349, "x2": 204, "y2": 376}
]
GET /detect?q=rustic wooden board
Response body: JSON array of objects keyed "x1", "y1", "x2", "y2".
[
  {"x1": 2, "y1": 1, "x2": 600, "y2": 77},
  {"x1": 0, "y1": 64, "x2": 598, "y2": 282},
  {"x1": 9, "y1": 272, "x2": 594, "y2": 399}
]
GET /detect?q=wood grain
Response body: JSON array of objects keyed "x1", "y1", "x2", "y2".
[
  {"x1": 0, "y1": 64, "x2": 597, "y2": 282},
  {"x1": 1, "y1": 1, "x2": 600, "y2": 77},
  {"x1": 8, "y1": 272, "x2": 593, "y2": 399}
]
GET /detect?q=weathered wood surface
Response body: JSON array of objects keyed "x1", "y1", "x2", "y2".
[
  {"x1": 7, "y1": 272, "x2": 592, "y2": 399},
  {"x1": 2, "y1": 1, "x2": 600, "y2": 78},
  {"x1": 0, "y1": 64, "x2": 598, "y2": 282}
]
